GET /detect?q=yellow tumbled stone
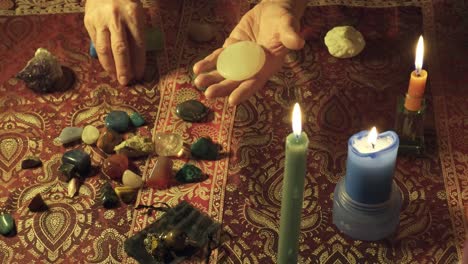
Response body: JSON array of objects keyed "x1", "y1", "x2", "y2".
[{"x1": 216, "y1": 41, "x2": 265, "y2": 81}]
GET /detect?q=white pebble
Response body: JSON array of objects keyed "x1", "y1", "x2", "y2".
[
  {"x1": 81, "y1": 125, "x2": 100, "y2": 145},
  {"x1": 122, "y1": 170, "x2": 143, "y2": 188}
]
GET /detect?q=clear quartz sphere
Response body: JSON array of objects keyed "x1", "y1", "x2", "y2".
[{"x1": 154, "y1": 132, "x2": 184, "y2": 157}]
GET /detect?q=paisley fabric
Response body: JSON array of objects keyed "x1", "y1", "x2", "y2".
[{"x1": 0, "y1": 0, "x2": 467, "y2": 263}]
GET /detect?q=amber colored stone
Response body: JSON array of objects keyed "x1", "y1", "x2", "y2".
[
  {"x1": 146, "y1": 157, "x2": 173, "y2": 188},
  {"x1": 115, "y1": 186, "x2": 138, "y2": 204},
  {"x1": 97, "y1": 128, "x2": 123, "y2": 154},
  {"x1": 102, "y1": 154, "x2": 129, "y2": 181}
]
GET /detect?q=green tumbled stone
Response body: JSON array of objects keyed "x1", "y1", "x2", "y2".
[
  {"x1": 175, "y1": 164, "x2": 206, "y2": 183},
  {"x1": 101, "y1": 182, "x2": 120, "y2": 209},
  {"x1": 105, "y1": 111, "x2": 130, "y2": 133},
  {"x1": 145, "y1": 27, "x2": 164, "y2": 51},
  {"x1": 129, "y1": 112, "x2": 145, "y2": 127},
  {"x1": 58, "y1": 163, "x2": 77, "y2": 182},
  {"x1": 0, "y1": 213, "x2": 15, "y2": 236},
  {"x1": 62, "y1": 149, "x2": 91, "y2": 176},
  {"x1": 190, "y1": 137, "x2": 220, "y2": 160},
  {"x1": 176, "y1": 100, "x2": 209, "y2": 122}
]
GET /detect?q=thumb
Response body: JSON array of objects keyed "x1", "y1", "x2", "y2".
[{"x1": 279, "y1": 14, "x2": 304, "y2": 50}]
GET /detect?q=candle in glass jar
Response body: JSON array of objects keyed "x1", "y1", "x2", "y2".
[
  {"x1": 344, "y1": 127, "x2": 399, "y2": 204},
  {"x1": 404, "y1": 35, "x2": 427, "y2": 111}
]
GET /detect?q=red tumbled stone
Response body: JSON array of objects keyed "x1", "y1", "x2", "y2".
[{"x1": 102, "y1": 154, "x2": 128, "y2": 181}]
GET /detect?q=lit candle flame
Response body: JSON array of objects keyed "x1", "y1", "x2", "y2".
[
  {"x1": 292, "y1": 103, "x2": 302, "y2": 137},
  {"x1": 415, "y1": 35, "x2": 424, "y2": 75},
  {"x1": 368, "y1": 127, "x2": 377, "y2": 148}
]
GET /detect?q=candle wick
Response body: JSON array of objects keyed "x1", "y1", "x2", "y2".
[
  {"x1": 371, "y1": 143, "x2": 375, "y2": 149},
  {"x1": 415, "y1": 68, "x2": 421, "y2": 77}
]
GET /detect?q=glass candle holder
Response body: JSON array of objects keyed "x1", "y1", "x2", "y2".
[{"x1": 394, "y1": 94, "x2": 425, "y2": 155}]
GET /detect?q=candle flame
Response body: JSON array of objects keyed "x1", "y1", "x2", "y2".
[
  {"x1": 415, "y1": 35, "x2": 424, "y2": 74},
  {"x1": 292, "y1": 103, "x2": 302, "y2": 136},
  {"x1": 368, "y1": 127, "x2": 378, "y2": 147}
]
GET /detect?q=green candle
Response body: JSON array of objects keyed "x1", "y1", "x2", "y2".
[{"x1": 278, "y1": 103, "x2": 309, "y2": 264}]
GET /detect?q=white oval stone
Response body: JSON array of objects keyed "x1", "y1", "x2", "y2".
[
  {"x1": 216, "y1": 41, "x2": 265, "y2": 81},
  {"x1": 81, "y1": 125, "x2": 100, "y2": 145},
  {"x1": 122, "y1": 170, "x2": 143, "y2": 188}
]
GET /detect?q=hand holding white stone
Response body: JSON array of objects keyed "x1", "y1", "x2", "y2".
[{"x1": 193, "y1": 1, "x2": 305, "y2": 106}]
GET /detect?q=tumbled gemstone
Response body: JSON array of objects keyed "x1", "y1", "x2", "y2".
[
  {"x1": 146, "y1": 157, "x2": 173, "y2": 189},
  {"x1": 21, "y1": 156, "x2": 42, "y2": 169},
  {"x1": 129, "y1": 112, "x2": 145, "y2": 127},
  {"x1": 217, "y1": 41, "x2": 265, "y2": 81},
  {"x1": 68, "y1": 178, "x2": 78, "y2": 197},
  {"x1": 97, "y1": 127, "x2": 123, "y2": 154},
  {"x1": 101, "y1": 182, "x2": 119, "y2": 209},
  {"x1": 58, "y1": 163, "x2": 77, "y2": 182},
  {"x1": 102, "y1": 154, "x2": 129, "y2": 181},
  {"x1": 28, "y1": 193, "x2": 48, "y2": 212},
  {"x1": 190, "y1": 137, "x2": 220, "y2": 160},
  {"x1": 176, "y1": 100, "x2": 209, "y2": 122},
  {"x1": 154, "y1": 132, "x2": 184, "y2": 157},
  {"x1": 115, "y1": 186, "x2": 138, "y2": 204},
  {"x1": 114, "y1": 135, "x2": 154, "y2": 158},
  {"x1": 82, "y1": 125, "x2": 100, "y2": 145},
  {"x1": 105, "y1": 111, "x2": 130, "y2": 133},
  {"x1": 145, "y1": 27, "x2": 164, "y2": 51},
  {"x1": 55, "y1": 127, "x2": 83, "y2": 144},
  {"x1": 89, "y1": 41, "x2": 97, "y2": 58},
  {"x1": 188, "y1": 23, "x2": 214, "y2": 43},
  {"x1": 62, "y1": 149, "x2": 91, "y2": 176},
  {"x1": 175, "y1": 164, "x2": 206, "y2": 183},
  {"x1": 0, "y1": 213, "x2": 15, "y2": 236},
  {"x1": 122, "y1": 170, "x2": 144, "y2": 188}
]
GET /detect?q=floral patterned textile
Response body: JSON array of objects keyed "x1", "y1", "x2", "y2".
[{"x1": 0, "y1": 0, "x2": 467, "y2": 263}]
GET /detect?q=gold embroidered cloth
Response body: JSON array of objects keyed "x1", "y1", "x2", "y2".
[{"x1": 0, "y1": 0, "x2": 466, "y2": 263}]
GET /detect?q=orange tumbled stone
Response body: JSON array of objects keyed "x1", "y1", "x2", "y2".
[
  {"x1": 102, "y1": 154, "x2": 128, "y2": 180},
  {"x1": 97, "y1": 128, "x2": 122, "y2": 154},
  {"x1": 146, "y1": 157, "x2": 173, "y2": 188}
]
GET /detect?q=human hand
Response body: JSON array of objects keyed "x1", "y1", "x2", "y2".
[
  {"x1": 193, "y1": 1, "x2": 305, "y2": 106},
  {"x1": 84, "y1": 0, "x2": 145, "y2": 85}
]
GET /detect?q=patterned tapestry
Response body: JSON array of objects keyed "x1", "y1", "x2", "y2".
[{"x1": 0, "y1": 0, "x2": 466, "y2": 263}]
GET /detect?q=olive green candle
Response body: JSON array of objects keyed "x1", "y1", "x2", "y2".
[{"x1": 278, "y1": 103, "x2": 309, "y2": 264}]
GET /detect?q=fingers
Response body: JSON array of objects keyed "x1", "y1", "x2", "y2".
[
  {"x1": 109, "y1": 22, "x2": 132, "y2": 85},
  {"x1": 228, "y1": 78, "x2": 268, "y2": 106},
  {"x1": 95, "y1": 29, "x2": 115, "y2": 74},
  {"x1": 124, "y1": 3, "x2": 146, "y2": 79},
  {"x1": 205, "y1": 79, "x2": 242, "y2": 99},
  {"x1": 279, "y1": 14, "x2": 305, "y2": 50},
  {"x1": 193, "y1": 48, "x2": 223, "y2": 75},
  {"x1": 194, "y1": 71, "x2": 224, "y2": 89}
]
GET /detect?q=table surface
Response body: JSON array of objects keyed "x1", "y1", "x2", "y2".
[{"x1": 0, "y1": 0, "x2": 467, "y2": 263}]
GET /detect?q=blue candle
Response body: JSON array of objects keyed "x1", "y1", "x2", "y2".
[{"x1": 344, "y1": 127, "x2": 399, "y2": 204}]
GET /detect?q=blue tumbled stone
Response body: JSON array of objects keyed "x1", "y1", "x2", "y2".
[
  {"x1": 129, "y1": 112, "x2": 145, "y2": 127},
  {"x1": 105, "y1": 111, "x2": 130, "y2": 133},
  {"x1": 89, "y1": 41, "x2": 97, "y2": 58},
  {"x1": 62, "y1": 149, "x2": 91, "y2": 176}
]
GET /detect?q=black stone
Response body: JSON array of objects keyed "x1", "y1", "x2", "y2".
[
  {"x1": 102, "y1": 182, "x2": 119, "y2": 209},
  {"x1": 28, "y1": 193, "x2": 48, "y2": 212},
  {"x1": 176, "y1": 100, "x2": 209, "y2": 122},
  {"x1": 21, "y1": 156, "x2": 42, "y2": 169}
]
